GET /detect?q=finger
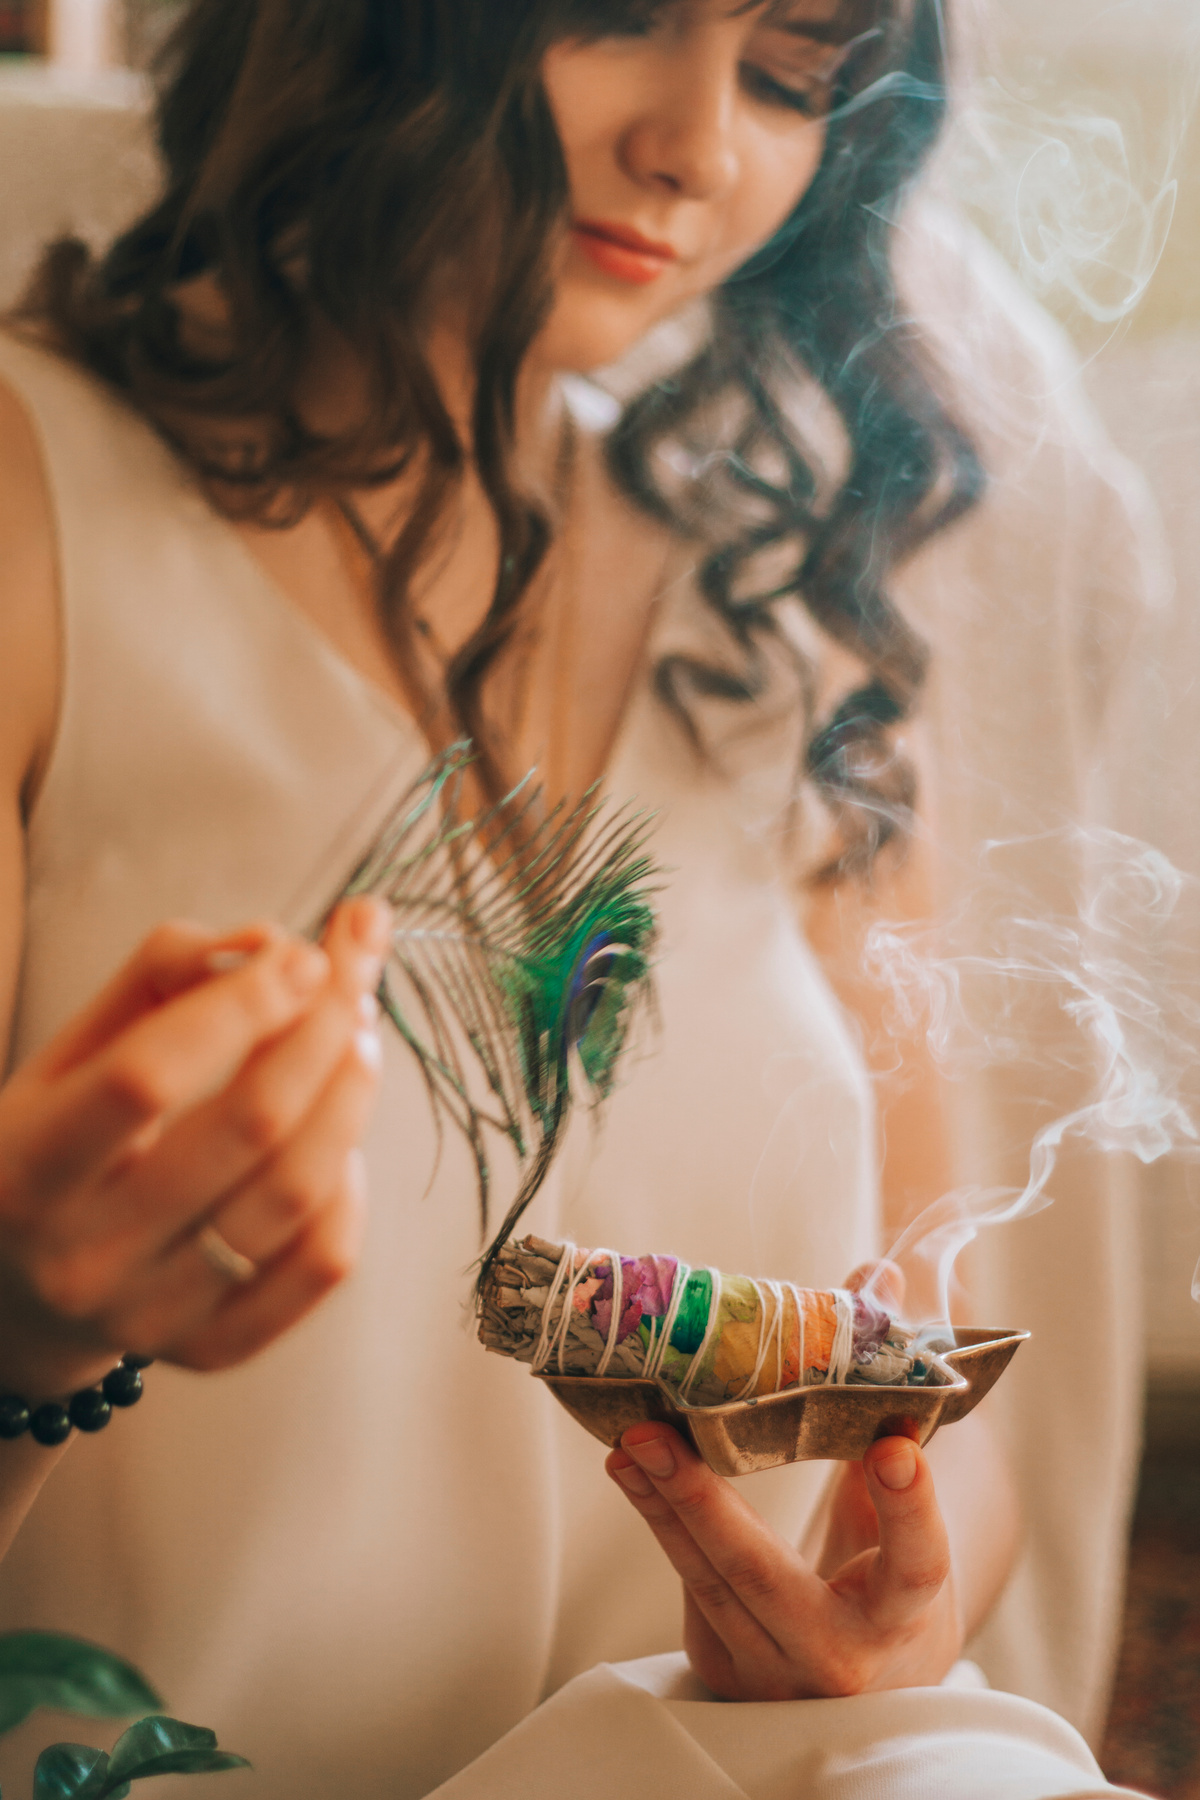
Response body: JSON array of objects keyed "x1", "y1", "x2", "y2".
[
  {"x1": 813, "y1": 1460, "x2": 880, "y2": 1579},
  {"x1": 608, "y1": 1441, "x2": 782, "y2": 1665},
  {"x1": 74, "y1": 1015, "x2": 380, "y2": 1335},
  {"x1": 203, "y1": 1025, "x2": 382, "y2": 1268},
  {"x1": 0, "y1": 993, "x2": 368, "y2": 1332},
  {"x1": 26, "y1": 922, "x2": 280, "y2": 1081},
  {"x1": 167, "y1": 1150, "x2": 369, "y2": 1371},
  {"x1": 36, "y1": 904, "x2": 390, "y2": 1277},
  {"x1": 115, "y1": 1146, "x2": 370, "y2": 1361},
  {"x1": 318, "y1": 896, "x2": 393, "y2": 1002},
  {"x1": 7, "y1": 937, "x2": 331, "y2": 1198},
  {"x1": 117, "y1": 899, "x2": 390, "y2": 1235},
  {"x1": 681, "y1": 1590, "x2": 745, "y2": 1701},
  {"x1": 611, "y1": 1425, "x2": 826, "y2": 1646},
  {"x1": 118, "y1": 965, "x2": 378, "y2": 1246},
  {"x1": 853, "y1": 1436, "x2": 951, "y2": 1632}
]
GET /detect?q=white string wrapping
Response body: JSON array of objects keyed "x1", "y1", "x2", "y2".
[
  {"x1": 529, "y1": 1241, "x2": 576, "y2": 1375},
  {"x1": 825, "y1": 1288, "x2": 858, "y2": 1386},
  {"x1": 528, "y1": 1250, "x2": 856, "y2": 1400},
  {"x1": 791, "y1": 1283, "x2": 806, "y2": 1387},
  {"x1": 675, "y1": 1268, "x2": 723, "y2": 1405},
  {"x1": 593, "y1": 1249, "x2": 624, "y2": 1377},
  {"x1": 734, "y1": 1278, "x2": 780, "y2": 1401},
  {"x1": 554, "y1": 1246, "x2": 605, "y2": 1375},
  {"x1": 642, "y1": 1259, "x2": 692, "y2": 1379},
  {"x1": 768, "y1": 1280, "x2": 787, "y2": 1392},
  {"x1": 528, "y1": 1245, "x2": 628, "y2": 1378}
]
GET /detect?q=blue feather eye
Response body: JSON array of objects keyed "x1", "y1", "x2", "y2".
[
  {"x1": 566, "y1": 933, "x2": 642, "y2": 1089},
  {"x1": 567, "y1": 933, "x2": 616, "y2": 1037}
]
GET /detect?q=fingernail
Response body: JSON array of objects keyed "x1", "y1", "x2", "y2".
[
  {"x1": 349, "y1": 898, "x2": 393, "y2": 955},
  {"x1": 283, "y1": 944, "x2": 328, "y2": 993},
  {"x1": 354, "y1": 1028, "x2": 382, "y2": 1072},
  {"x1": 626, "y1": 1436, "x2": 675, "y2": 1480},
  {"x1": 872, "y1": 1442, "x2": 917, "y2": 1491},
  {"x1": 612, "y1": 1463, "x2": 655, "y2": 1498},
  {"x1": 204, "y1": 948, "x2": 252, "y2": 976}
]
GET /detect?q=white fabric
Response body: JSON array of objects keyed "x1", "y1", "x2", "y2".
[{"x1": 429, "y1": 1653, "x2": 1146, "y2": 1800}]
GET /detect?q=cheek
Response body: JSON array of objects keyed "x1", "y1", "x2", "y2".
[
  {"x1": 723, "y1": 130, "x2": 827, "y2": 267},
  {"x1": 541, "y1": 48, "x2": 624, "y2": 193}
]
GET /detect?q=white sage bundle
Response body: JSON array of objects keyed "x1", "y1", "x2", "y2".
[{"x1": 479, "y1": 1236, "x2": 923, "y2": 1406}]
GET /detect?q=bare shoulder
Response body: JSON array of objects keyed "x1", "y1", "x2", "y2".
[{"x1": 0, "y1": 365, "x2": 60, "y2": 813}]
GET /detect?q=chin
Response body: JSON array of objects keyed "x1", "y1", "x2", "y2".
[{"x1": 536, "y1": 280, "x2": 675, "y2": 376}]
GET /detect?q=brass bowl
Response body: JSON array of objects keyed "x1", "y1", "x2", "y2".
[{"x1": 537, "y1": 1327, "x2": 1029, "y2": 1477}]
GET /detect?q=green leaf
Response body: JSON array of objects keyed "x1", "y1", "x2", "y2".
[
  {"x1": 33, "y1": 1744, "x2": 126, "y2": 1800},
  {"x1": 107, "y1": 1717, "x2": 249, "y2": 1787},
  {"x1": 0, "y1": 1637, "x2": 162, "y2": 1737},
  {"x1": 110, "y1": 1753, "x2": 246, "y2": 1788},
  {"x1": 107, "y1": 1718, "x2": 212, "y2": 1779}
]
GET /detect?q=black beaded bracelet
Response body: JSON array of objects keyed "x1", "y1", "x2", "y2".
[{"x1": 0, "y1": 1356, "x2": 154, "y2": 1448}]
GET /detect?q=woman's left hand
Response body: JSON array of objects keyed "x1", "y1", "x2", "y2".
[{"x1": 605, "y1": 1424, "x2": 961, "y2": 1701}]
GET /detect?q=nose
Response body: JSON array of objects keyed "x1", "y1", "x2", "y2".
[{"x1": 619, "y1": 49, "x2": 740, "y2": 202}]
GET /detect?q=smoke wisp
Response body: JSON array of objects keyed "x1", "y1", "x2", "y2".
[{"x1": 861, "y1": 827, "x2": 1200, "y2": 1325}]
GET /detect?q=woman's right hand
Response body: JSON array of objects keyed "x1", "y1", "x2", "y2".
[{"x1": 0, "y1": 896, "x2": 392, "y2": 1400}]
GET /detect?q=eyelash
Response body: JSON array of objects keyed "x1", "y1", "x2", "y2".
[
  {"x1": 741, "y1": 63, "x2": 829, "y2": 119},
  {"x1": 596, "y1": 25, "x2": 834, "y2": 119}
]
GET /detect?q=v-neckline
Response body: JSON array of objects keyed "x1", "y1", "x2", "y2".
[
  {"x1": 213, "y1": 504, "x2": 422, "y2": 743},
  {"x1": 202, "y1": 438, "x2": 687, "y2": 812}
]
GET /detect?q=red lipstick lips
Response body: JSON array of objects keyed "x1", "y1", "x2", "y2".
[{"x1": 571, "y1": 219, "x2": 678, "y2": 286}]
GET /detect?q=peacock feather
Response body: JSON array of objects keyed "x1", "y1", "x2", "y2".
[{"x1": 336, "y1": 744, "x2": 659, "y2": 1286}]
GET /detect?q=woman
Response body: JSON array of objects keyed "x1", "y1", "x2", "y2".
[{"x1": 0, "y1": 2, "x2": 1145, "y2": 1795}]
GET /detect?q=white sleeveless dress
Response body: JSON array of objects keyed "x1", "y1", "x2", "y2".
[{"x1": 0, "y1": 332, "x2": 1143, "y2": 1800}]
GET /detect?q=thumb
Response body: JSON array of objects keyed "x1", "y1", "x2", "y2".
[{"x1": 859, "y1": 1435, "x2": 951, "y2": 1631}]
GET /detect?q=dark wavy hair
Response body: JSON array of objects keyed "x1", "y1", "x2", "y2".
[{"x1": 19, "y1": 0, "x2": 982, "y2": 868}]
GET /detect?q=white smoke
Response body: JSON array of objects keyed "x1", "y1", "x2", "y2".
[
  {"x1": 947, "y1": 88, "x2": 1178, "y2": 327},
  {"x1": 860, "y1": 828, "x2": 1200, "y2": 1326},
  {"x1": 938, "y1": 0, "x2": 1200, "y2": 340}
]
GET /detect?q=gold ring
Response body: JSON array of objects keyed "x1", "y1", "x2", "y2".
[{"x1": 197, "y1": 1223, "x2": 258, "y2": 1285}]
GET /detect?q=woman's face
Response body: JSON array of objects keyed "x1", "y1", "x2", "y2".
[{"x1": 537, "y1": 0, "x2": 858, "y2": 372}]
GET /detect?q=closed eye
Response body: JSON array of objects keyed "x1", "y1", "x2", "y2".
[{"x1": 741, "y1": 59, "x2": 839, "y2": 119}]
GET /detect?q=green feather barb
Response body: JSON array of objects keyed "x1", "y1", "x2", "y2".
[{"x1": 337, "y1": 744, "x2": 659, "y2": 1283}]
